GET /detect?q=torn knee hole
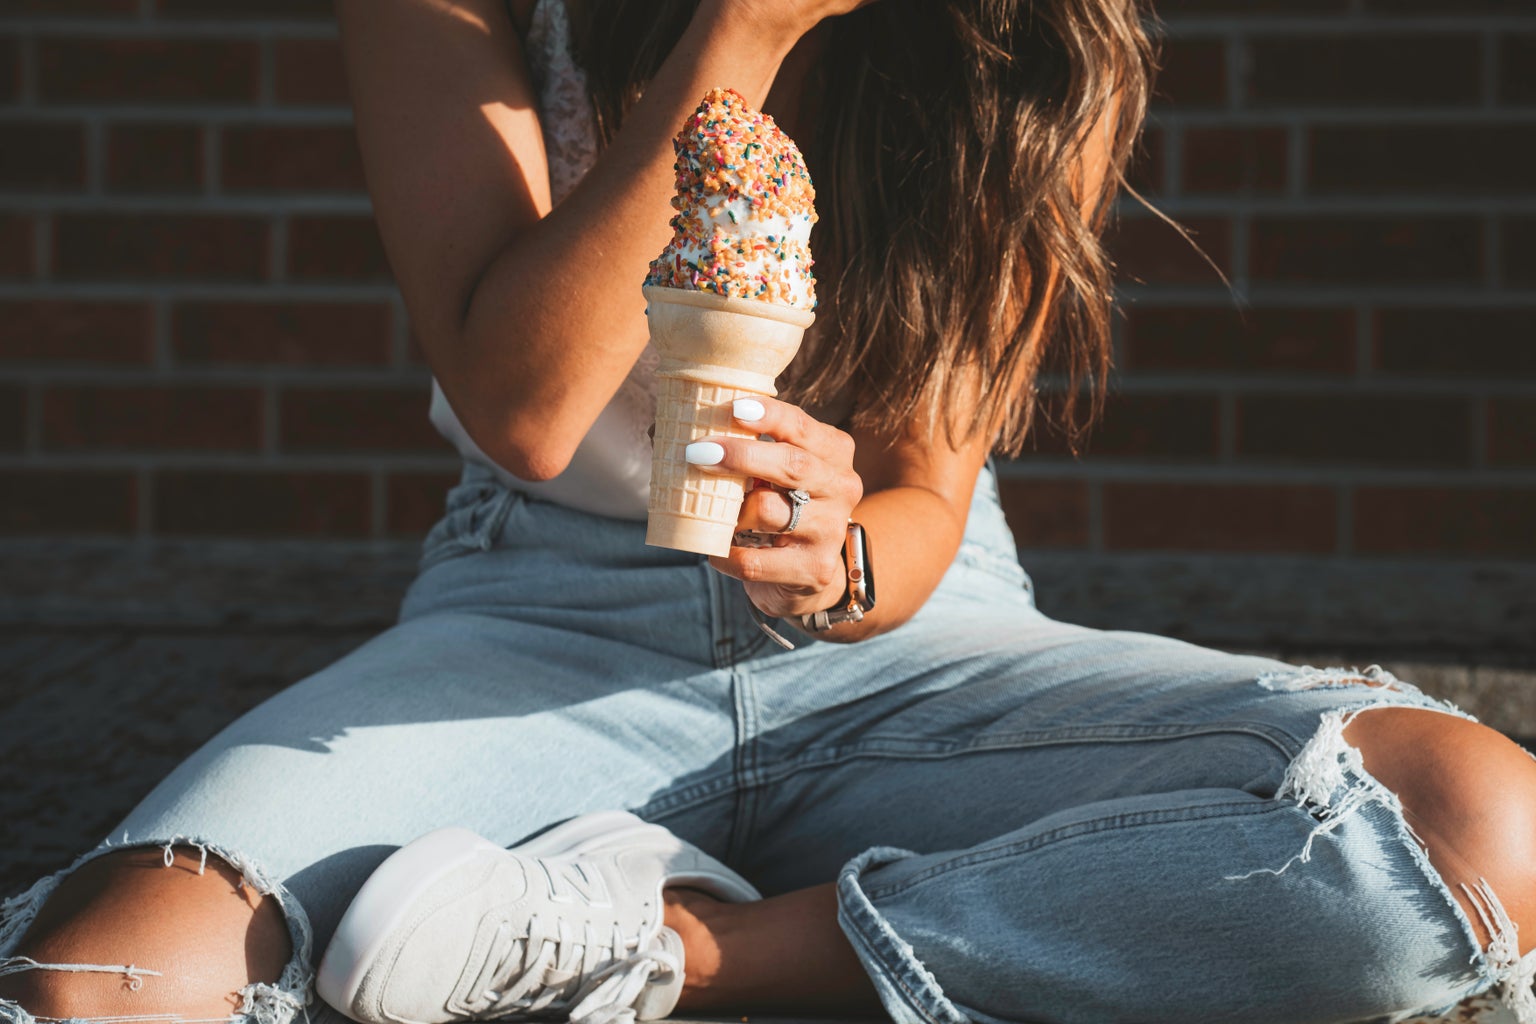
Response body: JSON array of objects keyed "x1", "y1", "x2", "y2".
[{"x1": 1257, "y1": 664, "x2": 1416, "y2": 694}]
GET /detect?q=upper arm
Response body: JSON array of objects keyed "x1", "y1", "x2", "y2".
[
  {"x1": 850, "y1": 388, "x2": 994, "y2": 535},
  {"x1": 334, "y1": 0, "x2": 552, "y2": 362}
]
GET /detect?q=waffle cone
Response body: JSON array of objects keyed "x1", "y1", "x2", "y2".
[{"x1": 643, "y1": 286, "x2": 815, "y2": 557}]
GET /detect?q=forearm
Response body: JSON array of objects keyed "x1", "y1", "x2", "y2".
[
  {"x1": 802, "y1": 483, "x2": 968, "y2": 643},
  {"x1": 447, "y1": 5, "x2": 800, "y2": 478}
]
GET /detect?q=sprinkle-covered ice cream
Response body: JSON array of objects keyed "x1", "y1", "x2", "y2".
[{"x1": 645, "y1": 87, "x2": 817, "y2": 308}]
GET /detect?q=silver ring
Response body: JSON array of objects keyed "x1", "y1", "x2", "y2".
[{"x1": 783, "y1": 488, "x2": 811, "y2": 534}]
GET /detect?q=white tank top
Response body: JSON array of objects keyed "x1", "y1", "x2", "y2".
[{"x1": 427, "y1": 0, "x2": 660, "y2": 519}]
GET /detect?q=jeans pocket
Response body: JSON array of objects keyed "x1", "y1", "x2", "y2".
[{"x1": 419, "y1": 476, "x2": 523, "y2": 571}]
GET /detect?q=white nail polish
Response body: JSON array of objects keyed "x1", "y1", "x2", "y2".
[
  {"x1": 685, "y1": 441, "x2": 725, "y2": 466},
  {"x1": 733, "y1": 398, "x2": 765, "y2": 422}
]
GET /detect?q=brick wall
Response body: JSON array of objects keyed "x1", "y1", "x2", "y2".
[
  {"x1": 2, "y1": 1, "x2": 1533, "y2": 565},
  {"x1": 1008, "y1": 0, "x2": 1536, "y2": 564}
]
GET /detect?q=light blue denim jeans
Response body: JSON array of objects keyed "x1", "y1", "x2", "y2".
[{"x1": 2, "y1": 462, "x2": 1530, "y2": 1024}]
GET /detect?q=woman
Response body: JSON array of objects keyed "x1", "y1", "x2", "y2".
[{"x1": 2, "y1": 0, "x2": 1533, "y2": 1022}]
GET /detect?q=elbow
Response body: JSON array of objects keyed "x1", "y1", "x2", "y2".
[
  {"x1": 485, "y1": 418, "x2": 577, "y2": 482},
  {"x1": 457, "y1": 403, "x2": 577, "y2": 483},
  {"x1": 504, "y1": 442, "x2": 573, "y2": 483}
]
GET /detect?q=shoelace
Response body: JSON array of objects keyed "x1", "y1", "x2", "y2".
[
  {"x1": 477, "y1": 914, "x2": 678, "y2": 1023},
  {"x1": 566, "y1": 945, "x2": 680, "y2": 1024}
]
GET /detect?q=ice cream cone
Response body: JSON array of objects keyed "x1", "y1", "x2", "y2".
[{"x1": 644, "y1": 285, "x2": 815, "y2": 557}]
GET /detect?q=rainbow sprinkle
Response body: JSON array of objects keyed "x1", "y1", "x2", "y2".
[{"x1": 645, "y1": 87, "x2": 817, "y2": 308}]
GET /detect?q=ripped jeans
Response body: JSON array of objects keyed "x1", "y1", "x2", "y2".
[{"x1": 2, "y1": 462, "x2": 1531, "y2": 1024}]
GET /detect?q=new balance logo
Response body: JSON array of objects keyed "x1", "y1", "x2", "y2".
[{"x1": 539, "y1": 859, "x2": 613, "y2": 908}]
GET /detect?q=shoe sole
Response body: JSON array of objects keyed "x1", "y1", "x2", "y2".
[{"x1": 316, "y1": 812, "x2": 758, "y2": 1022}]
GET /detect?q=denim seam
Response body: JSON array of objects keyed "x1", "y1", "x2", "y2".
[
  {"x1": 627, "y1": 769, "x2": 739, "y2": 820},
  {"x1": 747, "y1": 721, "x2": 1301, "y2": 793},
  {"x1": 861, "y1": 798, "x2": 1287, "y2": 902},
  {"x1": 837, "y1": 907, "x2": 946, "y2": 1024},
  {"x1": 727, "y1": 666, "x2": 763, "y2": 867},
  {"x1": 836, "y1": 847, "x2": 973, "y2": 1024}
]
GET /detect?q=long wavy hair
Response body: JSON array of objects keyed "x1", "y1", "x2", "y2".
[{"x1": 577, "y1": 0, "x2": 1156, "y2": 454}]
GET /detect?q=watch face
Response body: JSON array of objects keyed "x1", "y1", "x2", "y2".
[{"x1": 847, "y1": 522, "x2": 874, "y2": 610}]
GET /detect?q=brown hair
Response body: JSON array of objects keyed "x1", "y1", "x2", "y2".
[{"x1": 578, "y1": 0, "x2": 1156, "y2": 454}]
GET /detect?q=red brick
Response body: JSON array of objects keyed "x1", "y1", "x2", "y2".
[
  {"x1": 173, "y1": 301, "x2": 391, "y2": 366},
  {"x1": 0, "y1": 469, "x2": 137, "y2": 535},
  {"x1": 1104, "y1": 482, "x2": 1336, "y2": 553},
  {"x1": 1250, "y1": 217, "x2": 1484, "y2": 286},
  {"x1": 5, "y1": 0, "x2": 137, "y2": 12},
  {"x1": 0, "y1": 214, "x2": 33, "y2": 279},
  {"x1": 221, "y1": 124, "x2": 365, "y2": 193},
  {"x1": 1032, "y1": 393, "x2": 1221, "y2": 459},
  {"x1": 105, "y1": 123, "x2": 203, "y2": 193},
  {"x1": 42, "y1": 385, "x2": 263, "y2": 452},
  {"x1": 1237, "y1": 395, "x2": 1470, "y2": 466},
  {"x1": 274, "y1": 38, "x2": 350, "y2": 106},
  {"x1": 286, "y1": 215, "x2": 392, "y2": 282},
  {"x1": 1107, "y1": 215, "x2": 1232, "y2": 287},
  {"x1": 1354, "y1": 486, "x2": 1536, "y2": 557},
  {"x1": 0, "y1": 39, "x2": 16, "y2": 103},
  {"x1": 54, "y1": 213, "x2": 268, "y2": 281},
  {"x1": 1500, "y1": 36, "x2": 1536, "y2": 106},
  {"x1": 996, "y1": 477, "x2": 1090, "y2": 549},
  {"x1": 1154, "y1": 38, "x2": 1227, "y2": 109},
  {"x1": 0, "y1": 300, "x2": 152, "y2": 364},
  {"x1": 1505, "y1": 219, "x2": 1536, "y2": 288},
  {"x1": 1310, "y1": 125, "x2": 1536, "y2": 195},
  {"x1": 155, "y1": 0, "x2": 334, "y2": 17},
  {"x1": 1247, "y1": 36, "x2": 1482, "y2": 108},
  {"x1": 279, "y1": 387, "x2": 445, "y2": 453},
  {"x1": 1375, "y1": 309, "x2": 1536, "y2": 378},
  {"x1": 1366, "y1": 0, "x2": 1533, "y2": 10},
  {"x1": 1123, "y1": 307, "x2": 1355, "y2": 375},
  {"x1": 1182, "y1": 127, "x2": 1287, "y2": 195},
  {"x1": 1489, "y1": 399, "x2": 1536, "y2": 466},
  {"x1": 385, "y1": 471, "x2": 459, "y2": 537},
  {"x1": 0, "y1": 385, "x2": 25, "y2": 452},
  {"x1": 154, "y1": 470, "x2": 370, "y2": 537},
  {"x1": 0, "y1": 121, "x2": 85, "y2": 190},
  {"x1": 38, "y1": 38, "x2": 258, "y2": 105}
]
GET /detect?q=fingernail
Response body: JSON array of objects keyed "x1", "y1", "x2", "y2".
[
  {"x1": 685, "y1": 441, "x2": 725, "y2": 466},
  {"x1": 733, "y1": 398, "x2": 765, "y2": 422}
]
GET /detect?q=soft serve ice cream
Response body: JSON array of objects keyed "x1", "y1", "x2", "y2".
[
  {"x1": 645, "y1": 87, "x2": 817, "y2": 308},
  {"x1": 642, "y1": 88, "x2": 819, "y2": 558}
]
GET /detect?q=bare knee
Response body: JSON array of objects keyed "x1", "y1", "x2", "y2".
[
  {"x1": 0, "y1": 845, "x2": 291, "y2": 1021},
  {"x1": 1345, "y1": 707, "x2": 1536, "y2": 954}
]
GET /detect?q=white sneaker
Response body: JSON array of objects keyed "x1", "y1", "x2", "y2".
[{"x1": 317, "y1": 811, "x2": 760, "y2": 1024}]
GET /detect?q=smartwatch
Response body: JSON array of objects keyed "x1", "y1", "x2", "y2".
[{"x1": 799, "y1": 521, "x2": 876, "y2": 632}]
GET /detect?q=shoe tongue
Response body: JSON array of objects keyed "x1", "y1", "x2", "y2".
[{"x1": 631, "y1": 926, "x2": 686, "y2": 1020}]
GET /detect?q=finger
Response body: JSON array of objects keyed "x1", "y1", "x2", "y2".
[
  {"x1": 685, "y1": 436, "x2": 833, "y2": 496},
  {"x1": 708, "y1": 541, "x2": 843, "y2": 605},
  {"x1": 730, "y1": 396, "x2": 855, "y2": 467},
  {"x1": 735, "y1": 485, "x2": 826, "y2": 537}
]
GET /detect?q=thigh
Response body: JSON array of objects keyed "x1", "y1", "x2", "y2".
[
  {"x1": 737, "y1": 566, "x2": 1453, "y2": 894},
  {"x1": 115, "y1": 609, "x2": 739, "y2": 946}
]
